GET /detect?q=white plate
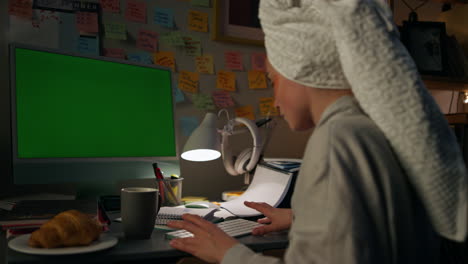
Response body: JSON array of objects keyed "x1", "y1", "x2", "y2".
[{"x1": 8, "y1": 233, "x2": 118, "y2": 255}]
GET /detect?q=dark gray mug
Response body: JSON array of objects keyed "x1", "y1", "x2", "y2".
[{"x1": 121, "y1": 187, "x2": 159, "y2": 239}]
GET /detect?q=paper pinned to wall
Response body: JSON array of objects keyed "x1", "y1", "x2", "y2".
[
  {"x1": 259, "y1": 97, "x2": 279, "y2": 117},
  {"x1": 104, "y1": 22, "x2": 127, "y2": 40},
  {"x1": 9, "y1": 10, "x2": 60, "y2": 49},
  {"x1": 251, "y1": 52, "x2": 267, "y2": 72},
  {"x1": 235, "y1": 105, "x2": 255, "y2": 120},
  {"x1": 188, "y1": 10, "x2": 208, "y2": 32},
  {"x1": 212, "y1": 90, "x2": 235, "y2": 108},
  {"x1": 125, "y1": 0, "x2": 146, "y2": 24},
  {"x1": 191, "y1": 0, "x2": 210, "y2": 7},
  {"x1": 100, "y1": 0, "x2": 120, "y2": 13},
  {"x1": 224, "y1": 51, "x2": 243, "y2": 71},
  {"x1": 179, "y1": 71, "x2": 200, "y2": 93},
  {"x1": 76, "y1": 12, "x2": 99, "y2": 33},
  {"x1": 160, "y1": 31, "x2": 185, "y2": 46},
  {"x1": 195, "y1": 54, "x2": 214, "y2": 74},
  {"x1": 154, "y1": 7, "x2": 174, "y2": 28},
  {"x1": 127, "y1": 52, "x2": 153, "y2": 65},
  {"x1": 192, "y1": 93, "x2": 216, "y2": 111},
  {"x1": 179, "y1": 116, "x2": 200, "y2": 137},
  {"x1": 183, "y1": 35, "x2": 202, "y2": 57},
  {"x1": 137, "y1": 29, "x2": 158, "y2": 52},
  {"x1": 76, "y1": 37, "x2": 99, "y2": 56},
  {"x1": 8, "y1": 0, "x2": 33, "y2": 19},
  {"x1": 155, "y1": 51, "x2": 176, "y2": 71},
  {"x1": 174, "y1": 87, "x2": 185, "y2": 103},
  {"x1": 216, "y1": 70, "x2": 236, "y2": 91},
  {"x1": 104, "y1": 48, "x2": 126, "y2": 59},
  {"x1": 248, "y1": 70, "x2": 267, "y2": 89}
]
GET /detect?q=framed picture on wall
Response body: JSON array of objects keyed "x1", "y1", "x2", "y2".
[
  {"x1": 401, "y1": 21, "x2": 449, "y2": 76},
  {"x1": 212, "y1": 0, "x2": 264, "y2": 46}
]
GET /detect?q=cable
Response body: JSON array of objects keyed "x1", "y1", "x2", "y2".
[{"x1": 449, "y1": 90, "x2": 455, "y2": 114}]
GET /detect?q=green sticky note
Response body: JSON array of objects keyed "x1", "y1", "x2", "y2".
[
  {"x1": 192, "y1": 93, "x2": 215, "y2": 111},
  {"x1": 104, "y1": 23, "x2": 127, "y2": 40},
  {"x1": 191, "y1": 0, "x2": 210, "y2": 7}
]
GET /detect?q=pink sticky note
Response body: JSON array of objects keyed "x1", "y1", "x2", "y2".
[
  {"x1": 137, "y1": 29, "x2": 158, "y2": 52},
  {"x1": 76, "y1": 12, "x2": 99, "y2": 33},
  {"x1": 125, "y1": 0, "x2": 146, "y2": 23},
  {"x1": 225, "y1": 51, "x2": 243, "y2": 71},
  {"x1": 212, "y1": 91, "x2": 235, "y2": 108},
  {"x1": 104, "y1": 48, "x2": 126, "y2": 59},
  {"x1": 8, "y1": 0, "x2": 32, "y2": 19},
  {"x1": 251, "y1": 52, "x2": 267, "y2": 72},
  {"x1": 100, "y1": 0, "x2": 120, "y2": 13}
]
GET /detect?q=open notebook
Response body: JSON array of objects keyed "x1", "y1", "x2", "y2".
[{"x1": 154, "y1": 207, "x2": 218, "y2": 225}]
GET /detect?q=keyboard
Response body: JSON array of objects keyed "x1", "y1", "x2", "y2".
[{"x1": 165, "y1": 218, "x2": 263, "y2": 239}]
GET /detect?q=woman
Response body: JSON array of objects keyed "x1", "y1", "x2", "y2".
[{"x1": 168, "y1": 0, "x2": 467, "y2": 263}]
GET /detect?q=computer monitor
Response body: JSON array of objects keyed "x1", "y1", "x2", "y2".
[{"x1": 9, "y1": 44, "x2": 180, "y2": 189}]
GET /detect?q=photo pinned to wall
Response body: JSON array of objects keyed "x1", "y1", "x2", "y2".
[{"x1": 212, "y1": 0, "x2": 263, "y2": 46}]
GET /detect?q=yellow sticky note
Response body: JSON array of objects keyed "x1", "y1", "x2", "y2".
[
  {"x1": 235, "y1": 105, "x2": 255, "y2": 120},
  {"x1": 259, "y1": 97, "x2": 280, "y2": 117},
  {"x1": 216, "y1": 70, "x2": 236, "y2": 91},
  {"x1": 248, "y1": 70, "x2": 267, "y2": 89},
  {"x1": 178, "y1": 71, "x2": 199, "y2": 93},
  {"x1": 188, "y1": 10, "x2": 208, "y2": 32},
  {"x1": 154, "y1": 51, "x2": 175, "y2": 71},
  {"x1": 195, "y1": 55, "x2": 214, "y2": 74}
]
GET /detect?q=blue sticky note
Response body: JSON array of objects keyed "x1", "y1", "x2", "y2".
[
  {"x1": 127, "y1": 52, "x2": 153, "y2": 65},
  {"x1": 173, "y1": 87, "x2": 185, "y2": 103},
  {"x1": 179, "y1": 116, "x2": 199, "y2": 137},
  {"x1": 76, "y1": 37, "x2": 99, "y2": 56},
  {"x1": 154, "y1": 8, "x2": 174, "y2": 28}
]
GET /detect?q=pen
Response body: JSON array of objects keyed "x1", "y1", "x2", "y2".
[{"x1": 152, "y1": 163, "x2": 166, "y2": 205}]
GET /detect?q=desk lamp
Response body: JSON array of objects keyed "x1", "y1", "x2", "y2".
[{"x1": 181, "y1": 110, "x2": 263, "y2": 184}]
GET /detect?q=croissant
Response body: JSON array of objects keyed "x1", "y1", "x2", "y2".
[{"x1": 28, "y1": 209, "x2": 102, "y2": 248}]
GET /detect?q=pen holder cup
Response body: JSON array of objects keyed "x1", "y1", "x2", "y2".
[{"x1": 156, "y1": 178, "x2": 183, "y2": 207}]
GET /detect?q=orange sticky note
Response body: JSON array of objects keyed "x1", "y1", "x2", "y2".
[
  {"x1": 224, "y1": 51, "x2": 243, "y2": 71},
  {"x1": 104, "y1": 48, "x2": 126, "y2": 59},
  {"x1": 188, "y1": 10, "x2": 208, "y2": 32},
  {"x1": 8, "y1": 0, "x2": 32, "y2": 19},
  {"x1": 248, "y1": 70, "x2": 267, "y2": 89},
  {"x1": 251, "y1": 52, "x2": 266, "y2": 72},
  {"x1": 216, "y1": 70, "x2": 236, "y2": 92},
  {"x1": 154, "y1": 52, "x2": 175, "y2": 71},
  {"x1": 179, "y1": 71, "x2": 199, "y2": 93},
  {"x1": 195, "y1": 55, "x2": 214, "y2": 74},
  {"x1": 76, "y1": 12, "x2": 99, "y2": 33},
  {"x1": 259, "y1": 97, "x2": 280, "y2": 117},
  {"x1": 137, "y1": 29, "x2": 158, "y2": 52},
  {"x1": 125, "y1": 0, "x2": 146, "y2": 23},
  {"x1": 235, "y1": 105, "x2": 255, "y2": 121},
  {"x1": 100, "y1": 0, "x2": 120, "y2": 13}
]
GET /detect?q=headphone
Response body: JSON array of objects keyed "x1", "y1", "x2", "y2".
[{"x1": 220, "y1": 117, "x2": 263, "y2": 176}]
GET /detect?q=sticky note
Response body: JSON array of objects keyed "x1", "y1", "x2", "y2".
[
  {"x1": 100, "y1": 0, "x2": 120, "y2": 13},
  {"x1": 154, "y1": 51, "x2": 176, "y2": 71},
  {"x1": 251, "y1": 52, "x2": 267, "y2": 72},
  {"x1": 76, "y1": 37, "x2": 99, "y2": 56},
  {"x1": 136, "y1": 29, "x2": 158, "y2": 52},
  {"x1": 154, "y1": 8, "x2": 174, "y2": 28},
  {"x1": 191, "y1": 0, "x2": 210, "y2": 7},
  {"x1": 183, "y1": 35, "x2": 202, "y2": 57},
  {"x1": 212, "y1": 91, "x2": 235, "y2": 108},
  {"x1": 179, "y1": 116, "x2": 200, "y2": 137},
  {"x1": 225, "y1": 51, "x2": 243, "y2": 71},
  {"x1": 8, "y1": 0, "x2": 33, "y2": 19},
  {"x1": 188, "y1": 10, "x2": 208, "y2": 32},
  {"x1": 192, "y1": 93, "x2": 215, "y2": 111},
  {"x1": 179, "y1": 71, "x2": 199, "y2": 93},
  {"x1": 125, "y1": 0, "x2": 146, "y2": 23},
  {"x1": 259, "y1": 97, "x2": 279, "y2": 117},
  {"x1": 76, "y1": 12, "x2": 99, "y2": 33},
  {"x1": 216, "y1": 70, "x2": 236, "y2": 91},
  {"x1": 104, "y1": 48, "x2": 125, "y2": 59},
  {"x1": 104, "y1": 23, "x2": 127, "y2": 40},
  {"x1": 248, "y1": 70, "x2": 267, "y2": 89},
  {"x1": 235, "y1": 105, "x2": 255, "y2": 120},
  {"x1": 160, "y1": 31, "x2": 185, "y2": 46},
  {"x1": 195, "y1": 55, "x2": 214, "y2": 74},
  {"x1": 174, "y1": 87, "x2": 185, "y2": 103},
  {"x1": 127, "y1": 52, "x2": 153, "y2": 65}
]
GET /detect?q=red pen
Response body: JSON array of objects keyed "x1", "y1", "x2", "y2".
[{"x1": 152, "y1": 163, "x2": 165, "y2": 204}]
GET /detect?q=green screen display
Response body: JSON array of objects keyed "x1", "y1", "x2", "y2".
[{"x1": 14, "y1": 48, "x2": 176, "y2": 158}]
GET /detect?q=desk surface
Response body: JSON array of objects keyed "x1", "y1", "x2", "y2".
[{"x1": 6, "y1": 220, "x2": 288, "y2": 264}]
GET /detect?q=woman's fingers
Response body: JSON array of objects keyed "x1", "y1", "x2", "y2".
[
  {"x1": 170, "y1": 238, "x2": 198, "y2": 255},
  {"x1": 257, "y1": 217, "x2": 272, "y2": 224},
  {"x1": 244, "y1": 201, "x2": 273, "y2": 215}
]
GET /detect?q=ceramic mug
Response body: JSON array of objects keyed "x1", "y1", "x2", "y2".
[{"x1": 121, "y1": 187, "x2": 159, "y2": 239}]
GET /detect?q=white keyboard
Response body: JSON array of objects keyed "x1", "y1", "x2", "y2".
[{"x1": 165, "y1": 218, "x2": 263, "y2": 239}]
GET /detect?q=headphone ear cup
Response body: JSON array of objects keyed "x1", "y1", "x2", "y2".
[{"x1": 234, "y1": 148, "x2": 252, "y2": 174}]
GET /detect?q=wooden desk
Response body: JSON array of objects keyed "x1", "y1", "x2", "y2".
[{"x1": 5, "y1": 221, "x2": 288, "y2": 264}]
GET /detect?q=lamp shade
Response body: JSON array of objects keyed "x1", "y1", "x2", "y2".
[{"x1": 181, "y1": 113, "x2": 221, "y2": 162}]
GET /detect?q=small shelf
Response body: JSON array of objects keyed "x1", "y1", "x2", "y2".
[
  {"x1": 423, "y1": 75, "x2": 468, "y2": 91},
  {"x1": 446, "y1": 113, "x2": 468, "y2": 124}
]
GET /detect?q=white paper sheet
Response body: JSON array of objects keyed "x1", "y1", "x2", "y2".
[{"x1": 220, "y1": 164, "x2": 293, "y2": 217}]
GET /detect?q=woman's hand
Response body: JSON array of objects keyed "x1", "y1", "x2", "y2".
[
  {"x1": 244, "y1": 201, "x2": 293, "y2": 235},
  {"x1": 167, "y1": 214, "x2": 239, "y2": 263}
]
